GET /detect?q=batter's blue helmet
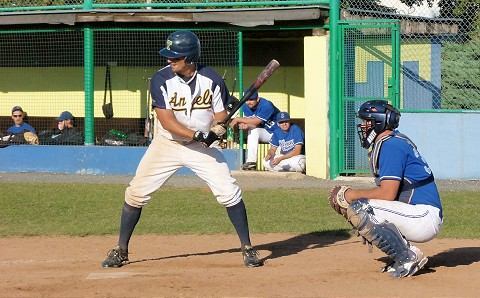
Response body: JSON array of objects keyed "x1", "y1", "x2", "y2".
[
  {"x1": 159, "y1": 30, "x2": 200, "y2": 63},
  {"x1": 356, "y1": 100, "x2": 400, "y2": 148}
]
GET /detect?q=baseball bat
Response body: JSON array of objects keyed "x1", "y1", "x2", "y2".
[{"x1": 220, "y1": 59, "x2": 280, "y2": 124}]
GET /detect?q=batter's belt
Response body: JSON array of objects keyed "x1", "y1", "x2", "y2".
[{"x1": 171, "y1": 139, "x2": 195, "y2": 146}]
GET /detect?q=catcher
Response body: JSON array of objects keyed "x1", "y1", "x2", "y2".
[{"x1": 328, "y1": 100, "x2": 443, "y2": 278}]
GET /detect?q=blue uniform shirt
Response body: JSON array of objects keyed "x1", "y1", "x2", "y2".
[
  {"x1": 374, "y1": 131, "x2": 442, "y2": 212},
  {"x1": 242, "y1": 97, "x2": 280, "y2": 133},
  {"x1": 7, "y1": 123, "x2": 36, "y2": 134},
  {"x1": 270, "y1": 124, "x2": 304, "y2": 154}
]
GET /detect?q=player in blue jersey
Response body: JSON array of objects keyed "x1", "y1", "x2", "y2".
[
  {"x1": 328, "y1": 100, "x2": 442, "y2": 278},
  {"x1": 7, "y1": 106, "x2": 36, "y2": 135},
  {"x1": 264, "y1": 112, "x2": 305, "y2": 172},
  {"x1": 229, "y1": 89, "x2": 280, "y2": 170},
  {"x1": 1, "y1": 105, "x2": 38, "y2": 145},
  {"x1": 101, "y1": 30, "x2": 263, "y2": 269}
]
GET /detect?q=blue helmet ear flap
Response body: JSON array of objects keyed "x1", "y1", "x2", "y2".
[{"x1": 385, "y1": 105, "x2": 401, "y2": 130}]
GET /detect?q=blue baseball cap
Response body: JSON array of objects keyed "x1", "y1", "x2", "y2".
[
  {"x1": 277, "y1": 112, "x2": 291, "y2": 122},
  {"x1": 57, "y1": 111, "x2": 74, "y2": 121},
  {"x1": 243, "y1": 88, "x2": 258, "y2": 100}
]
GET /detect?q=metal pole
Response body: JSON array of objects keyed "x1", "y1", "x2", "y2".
[
  {"x1": 83, "y1": 0, "x2": 93, "y2": 10},
  {"x1": 329, "y1": 0, "x2": 340, "y2": 179},
  {"x1": 394, "y1": 21, "x2": 401, "y2": 108},
  {"x1": 238, "y1": 31, "x2": 245, "y2": 161},
  {"x1": 83, "y1": 27, "x2": 94, "y2": 145}
]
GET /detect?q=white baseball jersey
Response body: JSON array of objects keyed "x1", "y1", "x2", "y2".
[
  {"x1": 150, "y1": 64, "x2": 229, "y2": 142},
  {"x1": 125, "y1": 63, "x2": 242, "y2": 209}
]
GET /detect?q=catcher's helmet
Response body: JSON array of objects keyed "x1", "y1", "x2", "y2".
[
  {"x1": 356, "y1": 100, "x2": 400, "y2": 148},
  {"x1": 159, "y1": 30, "x2": 200, "y2": 63}
]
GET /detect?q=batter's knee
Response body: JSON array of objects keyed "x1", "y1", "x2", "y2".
[
  {"x1": 125, "y1": 186, "x2": 151, "y2": 208},
  {"x1": 216, "y1": 185, "x2": 242, "y2": 207}
]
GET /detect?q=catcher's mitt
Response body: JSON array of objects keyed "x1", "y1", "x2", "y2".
[
  {"x1": 24, "y1": 132, "x2": 39, "y2": 145},
  {"x1": 328, "y1": 185, "x2": 351, "y2": 219}
]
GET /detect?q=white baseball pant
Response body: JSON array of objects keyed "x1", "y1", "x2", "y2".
[
  {"x1": 367, "y1": 199, "x2": 443, "y2": 243},
  {"x1": 125, "y1": 135, "x2": 242, "y2": 208},
  {"x1": 246, "y1": 127, "x2": 273, "y2": 163},
  {"x1": 264, "y1": 154, "x2": 306, "y2": 172}
]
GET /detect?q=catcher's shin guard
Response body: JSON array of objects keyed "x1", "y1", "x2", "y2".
[{"x1": 347, "y1": 200, "x2": 412, "y2": 266}]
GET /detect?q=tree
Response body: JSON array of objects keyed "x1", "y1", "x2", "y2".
[{"x1": 441, "y1": 22, "x2": 480, "y2": 109}]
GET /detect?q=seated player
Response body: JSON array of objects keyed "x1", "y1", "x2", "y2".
[{"x1": 264, "y1": 112, "x2": 305, "y2": 172}]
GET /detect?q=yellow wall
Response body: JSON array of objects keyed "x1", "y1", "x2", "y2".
[
  {"x1": 0, "y1": 66, "x2": 305, "y2": 118},
  {"x1": 0, "y1": 67, "x2": 156, "y2": 118},
  {"x1": 242, "y1": 66, "x2": 304, "y2": 117},
  {"x1": 304, "y1": 34, "x2": 329, "y2": 179}
]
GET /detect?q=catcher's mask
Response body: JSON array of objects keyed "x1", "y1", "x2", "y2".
[
  {"x1": 356, "y1": 100, "x2": 400, "y2": 148},
  {"x1": 159, "y1": 30, "x2": 200, "y2": 64}
]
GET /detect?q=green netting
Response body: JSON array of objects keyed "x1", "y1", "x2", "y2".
[
  {"x1": 336, "y1": 0, "x2": 480, "y2": 176},
  {"x1": 0, "y1": 28, "x2": 237, "y2": 147},
  {"x1": 341, "y1": 23, "x2": 396, "y2": 172},
  {"x1": 0, "y1": 29, "x2": 86, "y2": 146},
  {"x1": 92, "y1": 29, "x2": 238, "y2": 147},
  {"x1": 341, "y1": 0, "x2": 480, "y2": 111}
]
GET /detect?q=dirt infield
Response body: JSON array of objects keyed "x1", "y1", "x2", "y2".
[
  {"x1": 1, "y1": 235, "x2": 479, "y2": 297},
  {"x1": 1, "y1": 172, "x2": 479, "y2": 297}
]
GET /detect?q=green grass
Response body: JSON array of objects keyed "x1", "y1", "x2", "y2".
[{"x1": 0, "y1": 183, "x2": 478, "y2": 238}]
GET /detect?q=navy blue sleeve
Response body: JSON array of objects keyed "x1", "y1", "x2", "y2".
[
  {"x1": 201, "y1": 65, "x2": 229, "y2": 108},
  {"x1": 150, "y1": 67, "x2": 173, "y2": 109}
]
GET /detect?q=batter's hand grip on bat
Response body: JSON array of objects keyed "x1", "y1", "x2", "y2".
[{"x1": 221, "y1": 59, "x2": 280, "y2": 124}]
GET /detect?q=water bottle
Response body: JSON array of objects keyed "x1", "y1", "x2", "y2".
[
  {"x1": 226, "y1": 127, "x2": 234, "y2": 148},
  {"x1": 110, "y1": 129, "x2": 128, "y2": 140}
]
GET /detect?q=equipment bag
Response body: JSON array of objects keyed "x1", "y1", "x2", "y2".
[{"x1": 102, "y1": 65, "x2": 114, "y2": 119}]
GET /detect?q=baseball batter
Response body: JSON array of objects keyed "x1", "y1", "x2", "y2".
[
  {"x1": 328, "y1": 100, "x2": 442, "y2": 278},
  {"x1": 264, "y1": 112, "x2": 305, "y2": 172},
  {"x1": 101, "y1": 30, "x2": 263, "y2": 268}
]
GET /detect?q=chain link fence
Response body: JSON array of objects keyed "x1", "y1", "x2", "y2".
[
  {"x1": 0, "y1": 28, "x2": 237, "y2": 146},
  {"x1": 341, "y1": 0, "x2": 480, "y2": 111}
]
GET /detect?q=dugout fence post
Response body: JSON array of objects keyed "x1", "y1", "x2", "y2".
[
  {"x1": 328, "y1": 0, "x2": 340, "y2": 179},
  {"x1": 84, "y1": 25, "x2": 95, "y2": 145},
  {"x1": 237, "y1": 31, "x2": 245, "y2": 157}
]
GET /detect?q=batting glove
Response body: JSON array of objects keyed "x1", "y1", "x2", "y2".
[{"x1": 193, "y1": 130, "x2": 218, "y2": 147}]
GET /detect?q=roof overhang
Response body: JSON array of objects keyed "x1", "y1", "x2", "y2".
[{"x1": 0, "y1": 6, "x2": 329, "y2": 27}]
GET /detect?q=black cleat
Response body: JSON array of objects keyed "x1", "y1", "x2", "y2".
[
  {"x1": 101, "y1": 246, "x2": 129, "y2": 268},
  {"x1": 241, "y1": 162, "x2": 257, "y2": 171},
  {"x1": 242, "y1": 245, "x2": 264, "y2": 267}
]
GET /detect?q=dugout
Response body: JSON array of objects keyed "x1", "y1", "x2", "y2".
[
  {"x1": 0, "y1": 1, "x2": 330, "y2": 176},
  {"x1": 1, "y1": 1, "x2": 479, "y2": 180}
]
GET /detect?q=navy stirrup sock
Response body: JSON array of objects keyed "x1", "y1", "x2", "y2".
[
  {"x1": 226, "y1": 200, "x2": 251, "y2": 247},
  {"x1": 118, "y1": 202, "x2": 142, "y2": 250}
]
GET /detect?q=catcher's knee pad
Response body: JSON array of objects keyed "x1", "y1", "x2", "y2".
[{"x1": 347, "y1": 200, "x2": 410, "y2": 263}]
